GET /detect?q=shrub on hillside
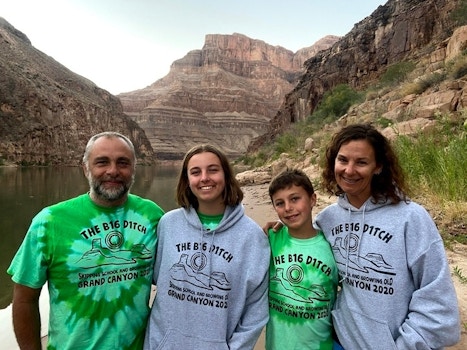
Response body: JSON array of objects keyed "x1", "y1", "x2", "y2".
[
  {"x1": 380, "y1": 61, "x2": 416, "y2": 86},
  {"x1": 447, "y1": 54, "x2": 467, "y2": 79},
  {"x1": 394, "y1": 114, "x2": 466, "y2": 202},
  {"x1": 313, "y1": 84, "x2": 363, "y2": 122},
  {"x1": 451, "y1": 0, "x2": 467, "y2": 26},
  {"x1": 400, "y1": 71, "x2": 446, "y2": 95}
]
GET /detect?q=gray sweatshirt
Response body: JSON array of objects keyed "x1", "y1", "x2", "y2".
[
  {"x1": 314, "y1": 195, "x2": 460, "y2": 350},
  {"x1": 144, "y1": 204, "x2": 270, "y2": 350}
]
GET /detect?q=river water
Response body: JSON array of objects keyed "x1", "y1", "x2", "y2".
[{"x1": 0, "y1": 165, "x2": 180, "y2": 348}]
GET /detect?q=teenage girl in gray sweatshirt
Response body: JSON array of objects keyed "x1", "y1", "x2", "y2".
[
  {"x1": 144, "y1": 144, "x2": 270, "y2": 350},
  {"x1": 315, "y1": 124, "x2": 460, "y2": 349}
]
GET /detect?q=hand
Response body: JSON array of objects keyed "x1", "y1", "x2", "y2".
[{"x1": 262, "y1": 221, "x2": 284, "y2": 235}]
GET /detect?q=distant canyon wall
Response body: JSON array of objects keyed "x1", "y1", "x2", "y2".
[
  {"x1": 0, "y1": 18, "x2": 154, "y2": 166},
  {"x1": 119, "y1": 33, "x2": 339, "y2": 159}
]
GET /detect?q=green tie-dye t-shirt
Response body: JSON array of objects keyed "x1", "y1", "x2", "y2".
[
  {"x1": 8, "y1": 193, "x2": 164, "y2": 350},
  {"x1": 266, "y1": 228, "x2": 338, "y2": 350}
]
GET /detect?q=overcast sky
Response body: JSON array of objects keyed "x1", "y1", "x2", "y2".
[{"x1": 1, "y1": 0, "x2": 387, "y2": 95}]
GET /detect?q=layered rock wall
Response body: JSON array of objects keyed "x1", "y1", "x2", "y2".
[
  {"x1": 248, "y1": 0, "x2": 460, "y2": 152},
  {"x1": 0, "y1": 18, "x2": 155, "y2": 165},
  {"x1": 119, "y1": 33, "x2": 338, "y2": 159}
]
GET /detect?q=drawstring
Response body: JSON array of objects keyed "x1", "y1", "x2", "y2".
[
  {"x1": 198, "y1": 224, "x2": 216, "y2": 285},
  {"x1": 207, "y1": 230, "x2": 216, "y2": 286},
  {"x1": 340, "y1": 207, "x2": 352, "y2": 283},
  {"x1": 339, "y1": 202, "x2": 367, "y2": 283},
  {"x1": 196, "y1": 224, "x2": 204, "y2": 277},
  {"x1": 358, "y1": 203, "x2": 367, "y2": 262}
]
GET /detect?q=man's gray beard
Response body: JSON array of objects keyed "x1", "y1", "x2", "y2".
[
  {"x1": 93, "y1": 183, "x2": 128, "y2": 201},
  {"x1": 89, "y1": 176, "x2": 134, "y2": 202}
]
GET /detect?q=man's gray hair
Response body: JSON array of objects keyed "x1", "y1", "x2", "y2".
[{"x1": 82, "y1": 131, "x2": 136, "y2": 167}]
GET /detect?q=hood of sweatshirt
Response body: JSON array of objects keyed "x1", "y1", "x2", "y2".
[
  {"x1": 337, "y1": 193, "x2": 389, "y2": 212},
  {"x1": 182, "y1": 203, "x2": 245, "y2": 234}
]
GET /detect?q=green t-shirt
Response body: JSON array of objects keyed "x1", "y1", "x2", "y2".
[
  {"x1": 8, "y1": 193, "x2": 164, "y2": 349},
  {"x1": 197, "y1": 212, "x2": 223, "y2": 231},
  {"x1": 266, "y1": 227, "x2": 338, "y2": 350}
]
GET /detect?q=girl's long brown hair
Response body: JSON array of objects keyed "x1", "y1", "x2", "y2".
[{"x1": 176, "y1": 144, "x2": 243, "y2": 209}]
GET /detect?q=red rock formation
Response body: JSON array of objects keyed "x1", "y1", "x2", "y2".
[
  {"x1": 119, "y1": 33, "x2": 338, "y2": 159},
  {"x1": 248, "y1": 0, "x2": 460, "y2": 152}
]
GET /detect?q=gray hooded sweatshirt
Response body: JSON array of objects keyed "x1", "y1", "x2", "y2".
[
  {"x1": 314, "y1": 195, "x2": 460, "y2": 350},
  {"x1": 144, "y1": 204, "x2": 270, "y2": 350}
]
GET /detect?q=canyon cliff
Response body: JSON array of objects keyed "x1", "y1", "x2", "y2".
[
  {"x1": 119, "y1": 34, "x2": 339, "y2": 159},
  {"x1": 1, "y1": 0, "x2": 463, "y2": 165},
  {"x1": 248, "y1": 0, "x2": 462, "y2": 152},
  {"x1": 0, "y1": 18, "x2": 154, "y2": 166}
]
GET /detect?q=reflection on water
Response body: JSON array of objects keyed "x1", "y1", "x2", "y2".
[{"x1": 0, "y1": 165, "x2": 180, "y2": 309}]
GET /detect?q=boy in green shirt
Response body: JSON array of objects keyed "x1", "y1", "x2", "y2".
[{"x1": 266, "y1": 169, "x2": 338, "y2": 350}]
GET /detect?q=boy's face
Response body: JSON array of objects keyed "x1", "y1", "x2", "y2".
[{"x1": 271, "y1": 184, "x2": 316, "y2": 236}]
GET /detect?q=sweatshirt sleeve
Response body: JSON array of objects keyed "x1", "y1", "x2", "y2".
[
  {"x1": 395, "y1": 207, "x2": 461, "y2": 349},
  {"x1": 228, "y1": 229, "x2": 270, "y2": 350}
]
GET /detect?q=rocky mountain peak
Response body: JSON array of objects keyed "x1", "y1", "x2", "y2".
[{"x1": 119, "y1": 33, "x2": 338, "y2": 159}]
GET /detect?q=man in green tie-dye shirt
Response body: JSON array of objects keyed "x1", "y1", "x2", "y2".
[{"x1": 8, "y1": 132, "x2": 164, "y2": 349}]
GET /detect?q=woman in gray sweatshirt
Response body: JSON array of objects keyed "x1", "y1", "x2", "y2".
[
  {"x1": 144, "y1": 144, "x2": 270, "y2": 350},
  {"x1": 315, "y1": 123, "x2": 460, "y2": 349}
]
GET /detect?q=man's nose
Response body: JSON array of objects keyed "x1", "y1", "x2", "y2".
[{"x1": 106, "y1": 162, "x2": 119, "y2": 175}]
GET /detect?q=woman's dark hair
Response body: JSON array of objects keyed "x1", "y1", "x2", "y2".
[
  {"x1": 176, "y1": 144, "x2": 243, "y2": 209},
  {"x1": 321, "y1": 123, "x2": 409, "y2": 204}
]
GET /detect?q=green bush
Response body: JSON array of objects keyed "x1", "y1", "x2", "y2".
[
  {"x1": 419, "y1": 71, "x2": 446, "y2": 90},
  {"x1": 401, "y1": 71, "x2": 446, "y2": 95},
  {"x1": 239, "y1": 149, "x2": 269, "y2": 167},
  {"x1": 376, "y1": 117, "x2": 393, "y2": 128},
  {"x1": 274, "y1": 133, "x2": 299, "y2": 157},
  {"x1": 448, "y1": 54, "x2": 467, "y2": 79},
  {"x1": 451, "y1": 0, "x2": 467, "y2": 26},
  {"x1": 380, "y1": 61, "x2": 416, "y2": 86},
  {"x1": 314, "y1": 84, "x2": 363, "y2": 121},
  {"x1": 394, "y1": 119, "x2": 466, "y2": 202}
]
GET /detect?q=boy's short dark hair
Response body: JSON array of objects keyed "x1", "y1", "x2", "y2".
[{"x1": 268, "y1": 169, "x2": 314, "y2": 200}]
